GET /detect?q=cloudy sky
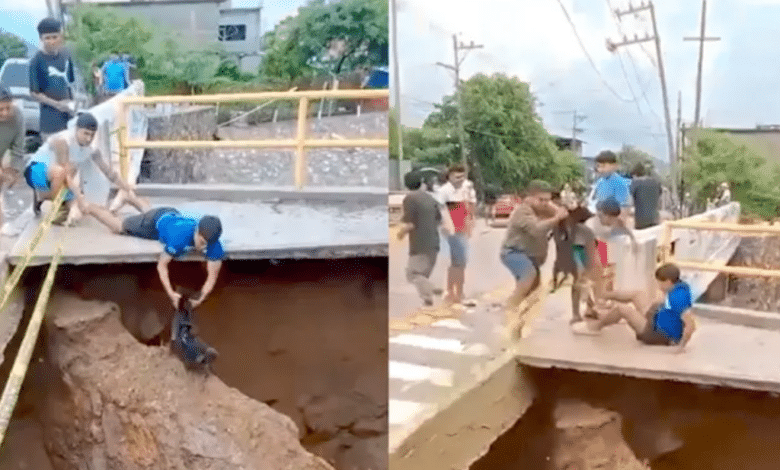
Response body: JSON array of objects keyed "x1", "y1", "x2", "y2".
[
  {"x1": 0, "y1": 0, "x2": 307, "y2": 46},
  {"x1": 394, "y1": 0, "x2": 780, "y2": 162}
]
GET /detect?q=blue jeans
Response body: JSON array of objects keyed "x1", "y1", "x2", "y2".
[
  {"x1": 447, "y1": 233, "x2": 468, "y2": 268},
  {"x1": 500, "y1": 248, "x2": 538, "y2": 284}
]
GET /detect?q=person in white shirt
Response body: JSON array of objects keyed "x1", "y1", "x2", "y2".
[
  {"x1": 22, "y1": 112, "x2": 133, "y2": 224},
  {"x1": 436, "y1": 164, "x2": 476, "y2": 305}
]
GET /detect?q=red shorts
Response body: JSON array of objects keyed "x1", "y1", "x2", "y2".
[{"x1": 596, "y1": 241, "x2": 609, "y2": 267}]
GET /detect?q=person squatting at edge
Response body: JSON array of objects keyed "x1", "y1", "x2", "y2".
[
  {"x1": 0, "y1": 86, "x2": 25, "y2": 190},
  {"x1": 23, "y1": 112, "x2": 133, "y2": 224},
  {"x1": 75, "y1": 188, "x2": 225, "y2": 309}
]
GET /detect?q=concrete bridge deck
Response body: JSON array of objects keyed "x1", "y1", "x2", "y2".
[{"x1": 6, "y1": 185, "x2": 387, "y2": 266}]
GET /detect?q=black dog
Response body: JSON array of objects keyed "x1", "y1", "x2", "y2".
[{"x1": 171, "y1": 292, "x2": 219, "y2": 374}]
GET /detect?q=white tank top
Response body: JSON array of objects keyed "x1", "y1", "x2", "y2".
[{"x1": 30, "y1": 129, "x2": 94, "y2": 168}]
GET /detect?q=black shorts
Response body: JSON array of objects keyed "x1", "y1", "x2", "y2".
[
  {"x1": 121, "y1": 207, "x2": 178, "y2": 240},
  {"x1": 636, "y1": 310, "x2": 674, "y2": 346}
]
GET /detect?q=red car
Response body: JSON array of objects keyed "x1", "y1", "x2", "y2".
[{"x1": 489, "y1": 194, "x2": 521, "y2": 227}]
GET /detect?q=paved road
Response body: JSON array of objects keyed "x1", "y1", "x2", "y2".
[{"x1": 389, "y1": 219, "x2": 510, "y2": 320}]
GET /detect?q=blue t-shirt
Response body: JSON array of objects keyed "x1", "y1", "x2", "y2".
[
  {"x1": 155, "y1": 212, "x2": 225, "y2": 261},
  {"x1": 653, "y1": 281, "x2": 693, "y2": 341},
  {"x1": 102, "y1": 60, "x2": 128, "y2": 92},
  {"x1": 594, "y1": 173, "x2": 631, "y2": 207}
]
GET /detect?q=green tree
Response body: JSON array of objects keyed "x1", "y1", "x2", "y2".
[
  {"x1": 261, "y1": 0, "x2": 388, "y2": 84},
  {"x1": 0, "y1": 31, "x2": 28, "y2": 69},
  {"x1": 407, "y1": 73, "x2": 583, "y2": 193},
  {"x1": 617, "y1": 145, "x2": 655, "y2": 175},
  {"x1": 66, "y1": 5, "x2": 233, "y2": 95},
  {"x1": 683, "y1": 130, "x2": 780, "y2": 219}
]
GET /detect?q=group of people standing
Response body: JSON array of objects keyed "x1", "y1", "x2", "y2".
[
  {"x1": 0, "y1": 18, "x2": 226, "y2": 312},
  {"x1": 399, "y1": 149, "x2": 697, "y2": 352}
]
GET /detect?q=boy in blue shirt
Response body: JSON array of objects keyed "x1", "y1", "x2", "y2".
[
  {"x1": 573, "y1": 263, "x2": 697, "y2": 352},
  {"x1": 75, "y1": 190, "x2": 224, "y2": 309}
]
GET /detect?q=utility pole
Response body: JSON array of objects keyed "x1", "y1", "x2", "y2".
[
  {"x1": 676, "y1": 91, "x2": 683, "y2": 216},
  {"x1": 571, "y1": 110, "x2": 586, "y2": 143},
  {"x1": 607, "y1": 1, "x2": 677, "y2": 204},
  {"x1": 390, "y1": 0, "x2": 404, "y2": 188},
  {"x1": 436, "y1": 34, "x2": 483, "y2": 172},
  {"x1": 684, "y1": 0, "x2": 719, "y2": 128}
]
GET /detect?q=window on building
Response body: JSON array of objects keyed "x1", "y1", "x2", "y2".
[{"x1": 219, "y1": 24, "x2": 246, "y2": 41}]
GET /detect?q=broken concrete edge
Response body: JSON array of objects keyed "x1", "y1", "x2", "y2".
[
  {"x1": 130, "y1": 184, "x2": 388, "y2": 205},
  {"x1": 692, "y1": 303, "x2": 780, "y2": 330},
  {"x1": 517, "y1": 357, "x2": 780, "y2": 394},
  {"x1": 389, "y1": 343, "x2": 533, "y2": 469},
  {"x1": 7, "y1": 242, "x2": 389, "y2": 267},
  {"x1": 0, "y1": 252, "x2": 27, "y2": 369}
]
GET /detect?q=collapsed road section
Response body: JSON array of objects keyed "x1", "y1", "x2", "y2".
[{"x1": 0, "y1": 187, "x2": 388, "y2": 470}]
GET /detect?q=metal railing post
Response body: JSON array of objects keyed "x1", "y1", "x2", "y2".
[{"x1": 295, "y1": 97, "x2": 310, "y2": 190}]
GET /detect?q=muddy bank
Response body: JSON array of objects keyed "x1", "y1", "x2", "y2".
[
  {"x1": 718, "y1": 235, "x2": 780, "y2": 311},
  {"x1": 471, "y1": 368, "x2": 780, "y2": 469},
  {"x1": 1, "y1": 258, "x2": 387, "y2": 470}
]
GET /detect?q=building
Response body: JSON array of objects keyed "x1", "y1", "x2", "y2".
[
  {"x1": 60, "y1": 0, "x2": 262, "y2": 73},
  {"x1": 683, "y1": 125, "x2": 780, "y2": 165},
  {"x1": 553, "y1": 135, "x2": 584, "y2": 157}
]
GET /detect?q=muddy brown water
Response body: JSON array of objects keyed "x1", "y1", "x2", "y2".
[
  {"x1": 471, "y1": 367, "x2": 780, "y2": 470},
  {"x1": 0, "y1": 258, "x2": 388, "y2": 470}
]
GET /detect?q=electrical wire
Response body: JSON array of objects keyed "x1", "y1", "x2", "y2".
[{"x1": 553, "y1": 0, "x2": 635, "y2": 103}]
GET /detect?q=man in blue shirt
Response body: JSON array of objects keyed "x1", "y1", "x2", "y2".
[
  {"x1": 572, "y1": 263, "x2": 697, "y2": 352},
  {"x1": 75, "y1": 190, "x2": 225, "y2": 309},
  {"x1": 101, "y1": 52, "x2": 130, "y2": 98}
]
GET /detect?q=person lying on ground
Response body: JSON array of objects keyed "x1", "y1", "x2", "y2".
[
  {"x1": 501, "y1": 180, "x2": 568, "y2": 324},
  {"x1": 23, "y1": 112, "x2": 133, "y2": 224},
  {"x1": 74, "y1": 189, "x2": 224, "y2": 309},
  {"x1": 572, "y1": 263, "x2": 696, "y2": 353}
]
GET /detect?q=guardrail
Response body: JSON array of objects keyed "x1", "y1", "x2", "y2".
[
  {"x1": 116, "y1": 88, "x2": 390, "y2": 189},
  {"x1": 661, "y1": 218, "x2": 780, "y2": 278}
]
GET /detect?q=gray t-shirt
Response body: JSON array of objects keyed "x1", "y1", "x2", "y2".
[
  {"x1": 630, "y1": 176, "x2": 662, "y2": 229},
  {"x1": 0, "y1": 105, "x2": 25, "y2": 171},
  {"x1": 402, "y1": 190, "x2": 441, "y2": 255},
  {"x1": 29, "y1": 49, "x2": 75, "y2": 134}
]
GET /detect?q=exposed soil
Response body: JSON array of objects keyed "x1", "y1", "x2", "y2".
[
  {"x1": 0, "y1": 258, "x2": 388, "y2": 470},
  {"x1": 719, "y1": 234, "x2": 780, "y2": 311},
  {"x1": 471, "y1": 367, "x2": 780, "y2": 470}
]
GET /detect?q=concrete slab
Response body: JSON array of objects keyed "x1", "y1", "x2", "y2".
[
  {"x1": 9, "y1": 197, "x2": 387, "y2": 266},
  {"x1": 517, "y1": 293, "x2": 780, "y2": 393},
  {"x1": 132, "y1": 183, "x2": 387, "y2": 205},
  {"x1": 693, "y1": 303, "x2": 780, "y2": 331}
]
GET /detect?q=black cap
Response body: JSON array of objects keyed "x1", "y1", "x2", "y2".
[
  {"x1": 37, "y1": 18, "x2": 62, "y2": 36},
  {"x1": 596, "y1": 197, "x2": 621, "y2": 216},
  {"x1": 198, "y1": 216, "x2": 222, "y2": 244},
  {"x1": 76, "y1": 112, "x2": 98, "y2": 131}
]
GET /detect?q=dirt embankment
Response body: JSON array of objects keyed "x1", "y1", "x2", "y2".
[
  {"x1": 719, "y1": 234, "x2": 780, "y2": 311},
  {"x1": 471, "y1": 368, "x2": 780, "y2": 470},
  {"x1": 0, "y1": 258, "x2": 388, "y2": 470}
]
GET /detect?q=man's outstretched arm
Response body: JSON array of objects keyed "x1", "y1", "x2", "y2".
[
  {"x1": 157, "y1": 252, "x2": 181, "y2": 307},
  {"x1": 194, "y1": 260, "x2": 221, "y2": 307},
  {"x1": 91, "y1": 150, "x2": 131, "y2": 191}
]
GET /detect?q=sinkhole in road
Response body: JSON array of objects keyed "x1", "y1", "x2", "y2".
[
  {"x1": 470, "y1": 367, "x2": 780, "y2": 470},
  {"x1": 0, "y1": 258, "x2": 388, "y2": 470}
]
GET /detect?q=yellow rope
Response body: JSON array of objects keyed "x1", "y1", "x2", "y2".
[
  {"x1": 0, "y1": 243, "x2": 63, "y2": 441},
  {"x1": 0, "y1": 187, "x2": 67, "y2": 315}
]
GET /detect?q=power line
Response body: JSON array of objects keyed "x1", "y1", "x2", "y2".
[{"x1": 553, "y1": 0, "x2": 635, "y2": 103}]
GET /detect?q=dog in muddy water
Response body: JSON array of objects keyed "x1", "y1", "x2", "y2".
[{"x1": 170, "y1": 288, "x2": 219, "y2": 375}]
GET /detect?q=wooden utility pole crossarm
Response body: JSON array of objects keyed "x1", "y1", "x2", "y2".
[
  {"x1": 436, "y1": 34, "x2": 483, "y2": 172},
  {"x1": 606, "y1": 1, "x2": 677, "y2": 202}
]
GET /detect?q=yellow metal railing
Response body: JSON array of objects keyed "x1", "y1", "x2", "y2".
[
  {"x1": 660, "y1": 219, "x2": 780, "y2": 278},
  {"x1": 116, "y1": 88, "x2": 390, "y2": 189}
]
